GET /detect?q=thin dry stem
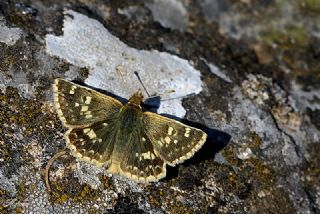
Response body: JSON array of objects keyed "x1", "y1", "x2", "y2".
[{"x1": 44, "y1": 150, "x2": 68, "y2": 193}]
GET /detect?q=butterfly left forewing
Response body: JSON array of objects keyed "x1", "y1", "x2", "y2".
[
  {"x1": 143, "y1": 112, "x2": 207, "y2": 166},
  {"x1": 53, "y1": 79, "x2": 123, "y2": 127}
]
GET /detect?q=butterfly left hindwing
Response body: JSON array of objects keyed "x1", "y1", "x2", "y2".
[{"x1": 65, "y1": 120, "x2": 119, "y2": 168}]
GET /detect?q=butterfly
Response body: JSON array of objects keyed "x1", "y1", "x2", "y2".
[{"x1": 52, "y1": 78, "x2": 207, "y2": 183}]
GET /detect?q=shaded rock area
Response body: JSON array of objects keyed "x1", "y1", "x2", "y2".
[{"x1": 0, "y1": 0, "x2": 319, "y2": 213}]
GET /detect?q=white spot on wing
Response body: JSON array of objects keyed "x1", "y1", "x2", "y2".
[
  {"x1": 157, "y1": 140, "x2": 163, "y2": 147},
  {"x1": 151, "y1": 153, "x2": 155, "y2": 159},
  {"x1": 164, "y1": 136, "x2": 171, "y2": 144},
  {"x1": 184, "y1": 128, "x2": 191, "y2": 137},
  {"x1": 87, "y1": 129, "x2": 96, "y2": 139},
  {"x1": 141, "y1": 151, "x2": 154, "y2": 160},
  {"x1": 83, "y1": 128, "x2": 91, "y2": 134},
  {"x1": 81, "y1": 106, "x2": 88, "y2": 111},
  {"x1": 85, "y1": 96, "x2": 92, "y2": 104},
  {"x1": 85, "y1": 114, "x2": 93, "y2": 119}
]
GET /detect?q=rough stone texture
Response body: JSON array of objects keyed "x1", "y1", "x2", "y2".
[
  {"x1": 0, "y1": 16, "x2": 22, "y2": 46},
  {"x1": 146, "y1": 0, "x2": 188, "y2": 32},
  {"x1": 0, "y1": 0, "x2": 319, "y2": 213}
]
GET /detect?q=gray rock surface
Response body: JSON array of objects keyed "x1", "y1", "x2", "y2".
[{"x1": 0, "y1": 0, "x2": 319, "y2": 213}]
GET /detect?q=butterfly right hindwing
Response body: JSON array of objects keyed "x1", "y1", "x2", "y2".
[{"x1": 118, "y1": 132, "x2": 166, "y2": 183}]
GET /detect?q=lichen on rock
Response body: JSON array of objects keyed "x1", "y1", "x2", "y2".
[{"x1": 0, "y1": 0, "x2": 319, "y2": 213}]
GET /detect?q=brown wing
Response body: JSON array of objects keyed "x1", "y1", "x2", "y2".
[
  {"x1": 52, "y1": 78, "x2": 123, "y2": 128},
  {"x1": 117, "y1": 132, "x2": 166, "y2": 183},
  {"x1": 142, "y1": 112, "x2": 207, "y2": 166},
  {"x1": 65, "y1": 121, "x2": 117, "y2": 168}
]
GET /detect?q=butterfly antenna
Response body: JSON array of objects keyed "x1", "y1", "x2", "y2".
[
  {"x1": 134, "y1": 71, "x2": 151, "y2": 97},
  {"x1": 160, "y1": 92, "x2": 196, "y2": 101},
  {"x1": 148, "y1": 89, "x2": 176, "y2": 99},
  {"x1": 133, "y1": 71, "x2": 176, "y2": 100}
]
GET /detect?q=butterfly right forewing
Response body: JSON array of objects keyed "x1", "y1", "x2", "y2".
[{"x1": 143, "y1": 112, "x2": 207, "y2": 166}]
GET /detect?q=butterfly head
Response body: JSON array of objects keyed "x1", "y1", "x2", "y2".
[{"x1": 127, "y1": 90, "x2": 144, "y2": 108}]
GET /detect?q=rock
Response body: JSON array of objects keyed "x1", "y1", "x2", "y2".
[{"x1": 0, "y1": 0, "x2": 319, "y2": 213}]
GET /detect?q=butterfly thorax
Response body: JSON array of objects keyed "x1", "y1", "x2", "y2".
[
  {"x1": 125, "y1": 90, "x2": 144, "y2": 109},
  {"x1": 118, "y1": 91, "x2": 144, "y2": 131}
]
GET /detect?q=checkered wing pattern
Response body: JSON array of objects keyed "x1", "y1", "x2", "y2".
[
  {"x1": 53, "y1": 79, "x2": 123, "y2": 127},
  {"x1": 143, "y1": 112, "x2": 207, "y2": 166}
]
